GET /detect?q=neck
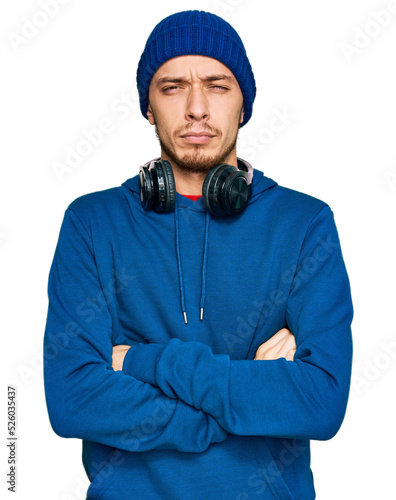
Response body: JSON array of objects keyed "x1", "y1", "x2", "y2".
[{"x1": 171, "y1": 167, "x2": 207, "y2": 196}]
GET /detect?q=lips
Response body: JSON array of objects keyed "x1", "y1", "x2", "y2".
[
  {"x1": 180, "y1": 131, "x2": 216, "y2": 144},
  {"x1": 181, "y1": 131, "x2": 215, "y2": 137}
]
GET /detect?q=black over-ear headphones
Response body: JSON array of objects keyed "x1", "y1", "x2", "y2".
[{"x1": 139, "y1": 158, "x2": 252, "y2": 217}]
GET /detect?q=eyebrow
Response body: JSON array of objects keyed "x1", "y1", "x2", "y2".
[{"x1": 154, "y1": 74, "x2": 235, "y2": 87}]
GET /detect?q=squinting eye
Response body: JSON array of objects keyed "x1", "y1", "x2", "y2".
[{"x1": 162, "y1": 86, "x2": 179, "y2": 92}]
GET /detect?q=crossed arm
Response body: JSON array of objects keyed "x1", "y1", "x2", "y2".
[
  {"x1": 108, "y1": 207, "x2": 353, "y2": 440},
  {"x1": 112, "y1": 328, "x2": 297, "y2": 370}
]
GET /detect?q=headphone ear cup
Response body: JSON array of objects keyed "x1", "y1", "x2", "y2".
[
  {"x1": 221, "y1": 170, "x2": 250, "y2": 215},
  {"x1": 203, "y1": 164, "x2": 237, "y2": 217},
  {"x1": 139, "y1": 165, "x2": 154, "y2": 211},
  {"x1": 159, "y1": 160, "x2": 176, "y2": 212},
  {"x1": 202, "y1": 164, "x2": 225, "y2": 217},
  {"x1": 139, "y1": 160, "x2": 176, "y2": 212},
  {"x1": 203, "y1": 164, "x2": 251, "y2": 217}
]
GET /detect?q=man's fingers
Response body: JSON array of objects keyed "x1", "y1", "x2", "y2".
[
  {"x1": 258, "y1": 328, "x2": 290, "y2": 350},
  {"x1": 113, "y1": 344, "x2": 131, "y2": 351},
  {"x1": 254, "y1": 328, "x2": 291, "y2": 358},
  {"x1": 254, "y1": 329, "x2": 296, "y2": 361},
  {"x1": 285, "y1": 349, "x2": 296, "y2": 361},
  {"x1": 273, "y1": 334, "x2": 296, "y2": 358},
  {"x1": 112, "y1": 345, "x2": 132, "y2": 371}
]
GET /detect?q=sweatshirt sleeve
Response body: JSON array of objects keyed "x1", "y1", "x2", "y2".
[
  {"x1": 43, "y1": 208, "x2": 227, "y2": 453},
  {"x1": 122, "y1": 205, "x2": 353, "y2": 441}
]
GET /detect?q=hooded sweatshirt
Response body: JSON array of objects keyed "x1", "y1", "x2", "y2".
[{"x1": 43, "y1": 158, "x2": 353, "y2": 500}]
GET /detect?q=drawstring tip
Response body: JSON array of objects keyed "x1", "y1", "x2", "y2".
[
  {"x1": 200, "y1": 308, "x2": 204, "y2": 321},
  {"x1": 183, "y1": 311, "x2": 188, "y2": 324}
]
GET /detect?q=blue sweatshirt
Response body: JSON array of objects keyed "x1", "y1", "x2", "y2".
[{"x1": 43, "y1": 160, "x2": 353, "y2": 500}]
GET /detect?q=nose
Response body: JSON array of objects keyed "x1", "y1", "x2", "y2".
[{"x1": 185, "y1": 86, "x2": 209, "y2": 123}]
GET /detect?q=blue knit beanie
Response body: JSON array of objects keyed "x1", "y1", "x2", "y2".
[{"x1": 136, "y1": 10, "x2": 256, "y2": 127}]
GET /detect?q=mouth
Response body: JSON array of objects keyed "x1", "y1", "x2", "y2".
[{"x1": 180, "y1": 132, "x2": 216, "y2": 144}]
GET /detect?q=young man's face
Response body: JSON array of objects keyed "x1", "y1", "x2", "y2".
[{"x1": 147, "y1": 55, "x2": 244, "y2": 174}]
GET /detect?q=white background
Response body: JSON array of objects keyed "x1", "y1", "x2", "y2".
[{"x1": 1, "y1": 0, "x2": 396, "y2": 498}]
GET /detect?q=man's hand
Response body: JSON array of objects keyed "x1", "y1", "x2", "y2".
[
  {"x1": 254, "y1": 328, "x2": 296, "y2": 361},
  {"x1": 112, "y1": 345, "x2": 132, "y2": 371}
]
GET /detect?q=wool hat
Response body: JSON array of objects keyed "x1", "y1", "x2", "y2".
[{"x1": 136, "y1": 10, "x2": 256, "y2": 127}]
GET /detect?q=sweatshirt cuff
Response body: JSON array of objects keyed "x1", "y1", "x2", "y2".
[{"x1": 122, "y1": 342, "x2": 166, "y2": 385}]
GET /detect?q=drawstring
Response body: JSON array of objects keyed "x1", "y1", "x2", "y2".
[
  {"x1": 174, "y1": 198, "x2": 210, "y2": 324},
  {"x1": 174, "y1": 198, "x2": 188, "y2": 324},
  {"x1": 199, "y1": 211, "x2": 210, "y2": 321}
]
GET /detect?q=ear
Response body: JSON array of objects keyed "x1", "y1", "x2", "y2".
[
  {"x1": 147, "y1": 102, "x2": 155, "y2": 125},
  {"x1": 239, "y1": 106, "x2": 245, "y2": 125}
]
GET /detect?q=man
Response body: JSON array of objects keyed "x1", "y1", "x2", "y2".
[{"x1": 43, "y1": 10, "x2": 353, "y2": 500}]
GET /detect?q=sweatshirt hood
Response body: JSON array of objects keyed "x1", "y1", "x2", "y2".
[{"x1": 122, "y1": 158, "x2": 277, "y2": 324}]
